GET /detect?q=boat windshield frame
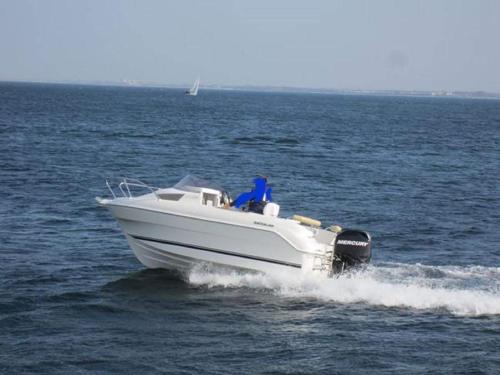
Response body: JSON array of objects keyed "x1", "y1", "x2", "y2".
[{"x1": 173, "y1": 175, "x2": 224, "y2": 193}]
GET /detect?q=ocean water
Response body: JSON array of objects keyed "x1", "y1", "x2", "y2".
[{"x1": 1, "y1": 81, "x2": 499, "y2": 374}]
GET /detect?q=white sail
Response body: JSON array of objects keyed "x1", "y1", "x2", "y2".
[{"x1": 185, "y1": 78, "x2": 200, "y2": 96}]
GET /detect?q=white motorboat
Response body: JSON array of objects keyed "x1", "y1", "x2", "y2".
[{"x1": 96, "y1": 175, "x2": 371, "y2": 277}]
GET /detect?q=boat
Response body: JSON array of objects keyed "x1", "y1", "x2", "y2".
[
  {"x1": 96, "y1": 175, "x2": 372, "y2": 277},
  {"x1": 185, "y1": 78, "x2": 200, "y2": 96}
]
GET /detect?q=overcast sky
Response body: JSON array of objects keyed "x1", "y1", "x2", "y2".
[{"x1": 1, "y1": 0, "x2": 499, "y2": 91}]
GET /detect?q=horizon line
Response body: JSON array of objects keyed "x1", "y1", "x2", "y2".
[{"x1": 1, "y1": 78, "x2": 500, "y2": 99}]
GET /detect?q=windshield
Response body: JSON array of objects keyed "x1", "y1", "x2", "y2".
[{"x1": 173, "y1": 174, "x2": 224, "y2": 192}]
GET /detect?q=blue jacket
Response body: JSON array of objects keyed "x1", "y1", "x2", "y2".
[{"x1": 233, "y1": 177, "x2": 272, "y2": 208}]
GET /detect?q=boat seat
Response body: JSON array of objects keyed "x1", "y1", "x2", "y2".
[{"x1": 263, "y1": 203, "x2": 280, "y2": 217}]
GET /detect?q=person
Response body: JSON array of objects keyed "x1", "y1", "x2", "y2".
[{"x1": 228, "y1": 176, "x2": 272, "y2": 214}]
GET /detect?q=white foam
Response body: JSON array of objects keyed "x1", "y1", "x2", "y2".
[{"x1": 188, "y1": 263, "x2": 500, "y2": 316}]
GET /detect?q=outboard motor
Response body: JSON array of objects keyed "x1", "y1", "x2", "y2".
[{"x1": 332, "y1": 229, "x2": 372, "y2": 274}]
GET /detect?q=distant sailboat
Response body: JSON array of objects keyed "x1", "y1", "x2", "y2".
[{"x1": 185, "y1": 78, "x2": 200, "y2": 96}]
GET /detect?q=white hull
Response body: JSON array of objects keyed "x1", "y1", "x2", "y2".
[
  {"x1": 108, "y1": 203, "x2": 313, "y2": 276},
  {"x1": 125, "y1": 234, "x2": 300, "y2": 275}
]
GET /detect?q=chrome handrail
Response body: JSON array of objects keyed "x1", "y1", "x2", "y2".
[
  {"x1": 106, "y1": 178, "x2": 159, "y2": 199},
  {"x1": 106, "y1": 180, "x2": 116, "y2": 199}
]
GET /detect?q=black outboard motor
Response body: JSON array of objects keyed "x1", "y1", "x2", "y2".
[{"x1": 332, "y1": 229, "x2": 372, "y2": 274}]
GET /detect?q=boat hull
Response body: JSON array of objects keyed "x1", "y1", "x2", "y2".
[
  {"x1": 124, "y1": 233, "x2": 302, "y2": 276},
  {"x1": 108, "y1": 203, "x2": 312, "y2": 276}
]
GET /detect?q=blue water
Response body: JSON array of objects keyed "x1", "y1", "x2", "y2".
[{"x1": 1, "y1": 82, "x2": 499, "y2": 374}]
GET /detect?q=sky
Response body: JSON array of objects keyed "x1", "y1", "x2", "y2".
[{"x1": 1, "y1": 0, "x2": 500, "y2": 92}]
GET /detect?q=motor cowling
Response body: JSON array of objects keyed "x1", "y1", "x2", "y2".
[{"x1": 332, "y1": 229, "x2": 372, "y2": 273}]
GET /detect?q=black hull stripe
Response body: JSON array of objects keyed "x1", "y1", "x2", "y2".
[{"x1": 130, "y1": 234, "x2": 302, "y2": 269}]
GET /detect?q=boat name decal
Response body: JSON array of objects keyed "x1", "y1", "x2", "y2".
[
  {"x1": 337, "y1": 240, "x2": 368, "y2": 247},
  {"x1": 254, "y1": 221, "x2": 274, "y2": 228}
]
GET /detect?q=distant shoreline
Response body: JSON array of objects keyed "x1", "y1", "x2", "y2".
[{"x1": 2, "y1": 79, "x2": 500, "y2": 100}]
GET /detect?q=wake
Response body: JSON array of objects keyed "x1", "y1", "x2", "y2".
[{"x1": 188, "y1": 263, "x2": 500, "y2": 316}]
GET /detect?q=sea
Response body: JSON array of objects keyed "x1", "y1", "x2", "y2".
[{"x1": 1, "y1": 81, "x2": 499, "y2": 374}]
